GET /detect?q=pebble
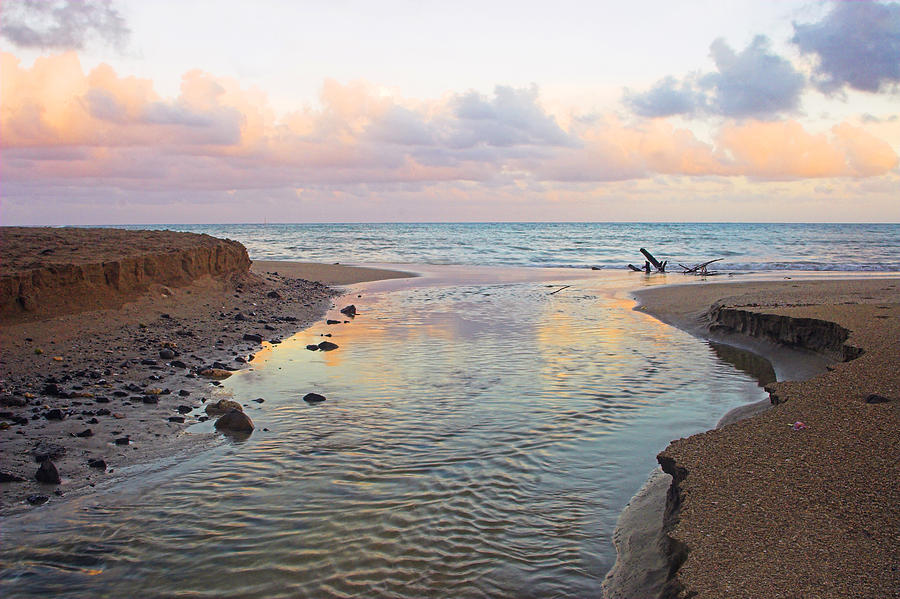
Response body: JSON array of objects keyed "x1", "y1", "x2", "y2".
[
  {"x1": 35, "y1": 459, "x2": 61, "y2": 484},
  {"x1": 303, "y1": 392, "x2": 327, "y2": 404},
  {"x1": 214, "y1": 409, "x2": 254, "y2": 433}
]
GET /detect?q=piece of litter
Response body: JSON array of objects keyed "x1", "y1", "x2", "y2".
[{"x1": 790, "y1": 421, "x2": 806, "y2": 430}]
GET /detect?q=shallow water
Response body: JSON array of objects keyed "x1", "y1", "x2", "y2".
[{"x1": 0, "y1": 269, "x2": 769, "y2": 598}]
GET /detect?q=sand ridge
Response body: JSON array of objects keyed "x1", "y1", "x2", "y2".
[{"x1": 634, "y1": 278, "x2": 900, "y2": 599}]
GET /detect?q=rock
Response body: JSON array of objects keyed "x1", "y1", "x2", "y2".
[
  {"x1": 43, "y1": 383, "x2": 61, "y2": 396},
  {"x1": 96, "y1": 408, "x2": 111, "y2": 416},
  {"x1": 32, "y1": 442, "x2": 67, "y2": 462},
  {"x1": 267, "y1": 290, "x2": 282, "y2": 299},
  {"x1": 87, "y1": 458, "x2": 107, "y2": 470},
  {"x1": 303, "y1": 392, "x2": 327, "y2": 404},
  {"x1": 170, "y1": 360, "x2": 187, "y2": 369},
  {"x1": 234, "y1": 312, "x2": 247, "y2": 321},
  {"x1": 159, "y1": 349, "x2": 176, "y2": 359},
  {"x1": 178, "y1": 390, "x2": 191, "y2": 397},
  {"x1": 326, "y1": 319, "x2": 341, "y2": 325},
  {"x1": 317, "y1": 341, "x2": 339, "y2": 351},
  {"x1": 0, "y1": 471, "x2": 26, "y2": 482},
  {"x1": 115, "y1": 437, "x2": 130, "y2": 445},
  {"x1": 306, "y1": 344, "x2": 319, "y2": 351},
  {"x1": 142, "y1": 396, "x2": 159, "y2": 404},
  {"x1": 168, "y1": 416, "x2": 185, "y2": 423},
  {"x1": 35, "y1": 460, "x2": 61, "y2": 484},
  {"x1": 264, "y1": 324, "x2": 276, "y2": 331},
  {"x1": 95, "y1": 396, "x2": 110, "y2": 403},
  {"x1": 0, "y1": 394, "x2": 27, "y2": 407},
  {"x1": 27, "y1": 494, "x2": 49, "y2": 506},
  {"x1": 199, "y1": 368, "x2": 233, "y2": 380},
  {"x1": 243, "y1": 333, "x2": 264, "y2": 343},
  {"x1": 204, "y1": 399, "x2": 243, "y2": 415},
  {"x1": 141, "y1": 359, "x2": 158, "y2": 366},
  {"x1": 214, "y1": 409, "x2": 254, "y2": 433},
  {"x1": 74, "y1": 428, "x2": 93, "y2": 438},
  {"x1": 340, "y1": 305, "x2": 357, "y2": 317},
  {"x1": 87, "y1": 417, "x2": 100, "y2": 424},
  {"x1": 44, "y1": 408, "x2": 65, "y2": 420},
  {"x1": 865, "y1": 393, "x2": 892, "y2": 404},
  {"x1": 252, "y1": 398, "x2": 265, "y2": 403},
  {"x1": 176, "y1": 405, "x2": 193, "y2": 414}
]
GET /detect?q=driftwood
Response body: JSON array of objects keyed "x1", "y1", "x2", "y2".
[
  {"x1": 548, "y1": 285, "x2": 572, "y2": 295},
  {"x1": 678, "y1": 258, "x2": 723, "y2": 275}
]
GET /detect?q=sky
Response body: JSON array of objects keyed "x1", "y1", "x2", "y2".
[{"x1": 1, "y1": 0, "x2": 898, "y2": 224}]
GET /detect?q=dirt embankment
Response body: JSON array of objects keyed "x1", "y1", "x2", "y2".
[{"x1": 1, "y1": 227, "x2": 251, "y2": 322}]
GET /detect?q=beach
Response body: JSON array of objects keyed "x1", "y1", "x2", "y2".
[
  {"x1": 612, "y1": 278, "x2": 900, "y2": 599},
  {"x1": 2, "y1": 228, "x2": 899, "y2": 598},
  {"x1": 0, "y1": 228, "x2": 412, "y2": 513}
]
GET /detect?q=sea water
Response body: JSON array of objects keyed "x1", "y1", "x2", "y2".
[
  {"x1": 2, "y1": 223, "x2": 896, "y2": 598},
  {"x1": 118, "y1": 222, "x2": 900, "y2": 272}
]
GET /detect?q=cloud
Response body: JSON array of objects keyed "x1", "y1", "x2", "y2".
[
  {"x1": 0, "y1": 0, "x2": 129, "y2": 50},
  {"x1": 1, "y1": 49, "x2": 896, "y2": 210},
  {"x1": 625, "y1": 36, "x2": 805, "y2": 119},
  {"x1": 793, "y1": 2, "x2": 900, "y2": 93}
]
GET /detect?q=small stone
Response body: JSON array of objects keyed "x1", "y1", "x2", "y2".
[
  {"x1": 114, "y1": 437, "x2": 130, "y2": 445},
  {"x1": 306, "y1": 344, "x2": 319, "y2": 351},
  {"x1": 176, "y1": 405, "x2": 193, "y2": 414},
  {"x1": 199, "y1": 368, "x2": 233, "y2": 380},
  {"x1": 43, "y1": 383, "x2": 61, "y2": 397},
  {"x1": 243, "y1": 333, "x2": 263, "y2": 343},
  {"x1": 178, "y1": 390, "x2": 191, "y2": 397},
  {"x1": 253, "y1": 398, "x2": 265, "y2": 403},
  {"x1": 865, "y1": 393, "x2": 891, "y2": 404},
  {"x1": 171, "y1": 360, "x2": 187, "y2": 369},
  {"x1": 303, "y1": 392, "x2": 327, "y2": 404},
  {"x1": 326, "y1": 319, "x2": 341, "y2": 325},
  {"x1": 27, "y1": 494, "x2": 49, "y2": 505},
  {"x1": 87, "y1": 458, "x2": 107, "y2": 470},
  {"x1": 44, "y1": 408, "x2": 65, "y2": 420},
  {"x1": 142, "y1": 396, "x2": 159, "y2": 404},
  {"x1": 214, "y1": 409, "x2": 254, "y2": 433},
  {"x1": 0, "y1": 471, "x2": 26, "y2": 482},
  {"x1": 87, "y1": 417, "x2": 99, "y2": 424},
  {"x1": 317, "y1": 341, "x2": 339, "y2": 351},
  {"x1": 340, "y1": 305, "x2": 357, "y2": 317},
  {"x1": 96, "y1": 408, "x2": 111, "y2": 416},
  {"x1": 74, "y1": 428, "x2": 93, "y2": 438},
  {"x1": 0, "y1": 394, "x2": 27, "y2": 407},
  {"x1": 35, "y1": 460, "x2": 61, "y2": 484},
  {"x1": 159, "y1": 349, "x2": 176, "y2": 360},
  {"x1": 141, "y1": 359, "x2": 158, "y2": 366},
  {"x1": 267, "y1": 290, "x2": 282, "y2": 299},
  {"x1": 204, "y1": 399, "x2": 243, "y2": 415},
  {"x1": 168, "y1": 416, "x2": 185, "y2": 423}
]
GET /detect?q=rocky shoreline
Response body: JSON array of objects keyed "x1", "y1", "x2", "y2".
[
  {"x1": 0, "y1": 228, "x2": 343, "y2": 514},
  {"x1": 607, "y1": 279, "x2": 899, "y2": 599}
]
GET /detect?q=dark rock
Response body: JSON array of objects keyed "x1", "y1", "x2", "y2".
[
  {"x1": 253, "y1": 398, "x2": 265, "y2": 403},
  {"x1": 198, "y1": 416, "x2": 209, "y2": 422},
  {"x1": 43, "y1": 383, "x2": 61, "y2": 397},
  {"x1": 168, "y1": 416, "x2": 185, "y2": 423},
  {"x1": 114, "y1": 437, "x2": 130, "y2": 445},
  {"x1": 141, "y1": 359, "x2": 158, "y2": 366},
  {"x1": 95, "y1": 396, "x2": 110, "y2": 403},
  {"x1": 170, "y1": 360, "x2": 187, "y2": 369},
  {"x1": 87, "y1": 417, "x2": 99, "y2": 424},
  {"x1": 303, "y1": 392, "x2": 327, "y2": 404},
  {"x1": 178, "y1": 390, "x2": 191, "y2": 397},
  {"x1": 12, "y1": 416, "x2": 29, "y2": 425},
  {"x1": 865, "y1": 393, "x2": 892, "y2": 404},
  {"x1": 243, "y1": 333, "x2": 264, "y2": 343},
  {"x1": 44, "y1": 409, "x2": 65, "y2": 420},
  {"x1": 326, "y1": 319, "x2": 341, "y2": 325},
  {"x1": 159, "y1": 349, "x2": 176, "y2": 360},
  {"x1": 160, "y1": 313, "x2": 171, "y2": 319},
  {"x1": 96, "y1": 408, "x2": 111, "y2": 416},
  {"x1": 214, "y1": 409, "x2": 254, "y2": 433},
  {"x1": 176, "y1": 405, "x2": 193, "y2": 414},
  {"x1": 340, "y1": 305, "x2": 357, "y2": 317},
  {"x1": 32, "y1": 442, "x2": 67, "y2": 462},
  {"x1": 0, "y1": 471, "x2": 26, "y2": 482},
  {"x1": 1, "y1": 394, "x2": 27, "y2": 407},
  {"x1": 234, "y1": 312, "x2": 247, "y2": 321},
  {"x1": 317, "y1": 341, "x2": 339, "y2": 351},
  {"x1": 142, "y1": 396, "x2": 159, "y2": 404},
  {"x1": 267, "y1": 290, "x2": 282, "y2": 299},
  {"x1": 27, "y1": 494, "x2": 49, "y2": 505},
  {"x1": 235, "y1": 356, "x2": 246, "y2": 363},
  {"x1": 205, "y1": 399, "x2": 243, "y2": 415},
  {"x1": 75, "y1": 428, "x2": 93, "y2": 438},
  {"x1": 87, "y1": 458, "x2": 107, "y2": 470},
  {"x1": 306, "y1": 344, "x2": 319, "y2": 351},
  {"x1": 112, "y1": 390, "x2": 128, "y2": 397},
  {"x1": 264, "y1": 324, "x2": 276, "y2": 331},
  {"x1": 35, "y1": 460, "x2": 61, "y2": 484}
]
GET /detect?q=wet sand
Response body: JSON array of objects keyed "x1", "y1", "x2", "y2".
[
  {"x1": 606, "y1": 278, "x2": 900, "y2": 599},
  {"x1": 0, "y1": 229, "x2": 411, "y2": 515}
]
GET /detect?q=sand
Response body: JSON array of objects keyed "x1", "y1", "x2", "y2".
[
  {"x1": 623, "y1": 278, "x2": 900, "y2": 599},
  {"x1": 0, "y1": 229, "x2": 411, "y2": 515}
]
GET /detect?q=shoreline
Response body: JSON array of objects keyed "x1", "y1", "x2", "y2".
[
  {"x1": 604, "y1": 277, "x2": 900, "y2": 599},
  {"x1": 0, "y1": 228, "x2": 413, "y2": 516}
]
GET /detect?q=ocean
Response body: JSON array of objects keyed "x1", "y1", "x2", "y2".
[
  {"x1": 120, "y1": 222, "x2": 900, "y2": 272},
  {"x1": 2, "y1": 222, "x2": 897, "y2": 598}
]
